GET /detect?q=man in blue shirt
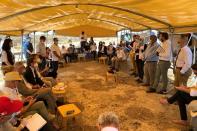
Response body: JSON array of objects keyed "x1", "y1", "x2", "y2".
[{"x1": 143, "y1": 35, "x2": 159, "y2": 90}]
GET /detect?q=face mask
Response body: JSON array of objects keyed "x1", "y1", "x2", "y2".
[
  {"x1": 36, "y1": 58, "x2": 41, "y2": 63},
  {"x1": 34, "y1": 63, "x2": 38, "y2": 68}
]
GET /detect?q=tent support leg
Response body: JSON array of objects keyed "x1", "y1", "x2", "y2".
[
  {"x1": 20, "y1": 30, "x2": 24, "y2": 61},
  {"x1": 169, "y1": 27, "x2": 175, "y2": 72},
  {"x1": 33, "y1": 31, "x2": 36, "y2": 53}
]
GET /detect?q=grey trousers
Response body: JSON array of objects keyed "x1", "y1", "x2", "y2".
[
  {"x1": 36, "y1": 88, "x2": 57, "y2": 113},
  {"x1": 152, "y1": 60, "x2": 171, "y2": 90},
  {"x1": 144, "y1": 62, "x2": 157, "y2": 87}
]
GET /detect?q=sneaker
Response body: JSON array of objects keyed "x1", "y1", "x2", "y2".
[
  {"x1": 134, "y1": 77, "x2": 140, "y2": 80},
  {"x1": 146, "y1": 88, "x2": 156, "y2": 93},
  {"x1": 157, "y1": 90, "x2": 167, "y2": 94}
]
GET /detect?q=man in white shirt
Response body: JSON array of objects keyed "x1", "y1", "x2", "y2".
[
  {"x1": 147, "y1": 32, "x2": 172, "y2": 94},
  {"x1": 50, "y1": 38, "x2": 61, "y2": 78},
  {"x1": 111, "y1": 46, "x2": 126, "y2": 71},
  {"x1": 80, "y1": 31, "x2": 87, "y2": 52},
  {"x1": 36, "y1": 36, "x2": 47, "y2": 70},
  {"x1": 174, "y1": 34, "x2": 192, "y2": 86},
  {"x1": 90, "y1": 43, "x2": 97, "y2": 60}
]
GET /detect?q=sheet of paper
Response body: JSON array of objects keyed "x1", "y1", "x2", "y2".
[{"x1": 26, "y1": 113, "x2": 47, "y2": 131}]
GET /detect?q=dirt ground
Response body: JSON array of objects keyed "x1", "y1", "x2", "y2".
[{"x1": 57, "y1": 61, "x2": 188, "y2": 131}]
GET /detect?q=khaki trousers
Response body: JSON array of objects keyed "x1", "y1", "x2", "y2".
[
  {"x1": 129, "y1": 51, "x2": 137, "y2": 73},
  {"x1": 153, "y1": 61, "x2": 171, "y2": 90},
  {"x1": 174, "y1": 68, "x2": 192, "y2": 86},
  {"x1": 144, "y1": 62, "x2": 157, "y2": 87}
]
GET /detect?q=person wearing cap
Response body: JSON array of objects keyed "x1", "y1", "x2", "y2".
[
  {"x1": 14, "y1": 61, "x2": 57, "y2": 114},
  {"x1": 143, "y1": 35, "x2": 159, "y2": 88},
  {"x1": 50, "y1": 37, "x2": 61, "y2": 79},
  {"x1": 111, "y1": 46, "x2": 126, "y2": 72},
  {"x1": 1, "y1": 71, "x2": 55, "y2": 123},
  {"x1": 160, "y1": 64, "x2": 197, "y2": 126},
  {"x1": 0, "y1": 96, "x2": 24, "y2": 131},
  {"x1": 97, "y1": 112, "x2": 119, "y2": 131},
  {"x1": 174, "y1": 34, "x2": 192, "y2": 87}
]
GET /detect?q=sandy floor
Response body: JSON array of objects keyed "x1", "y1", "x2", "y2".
[{"x1": 57, "y1": 61, "x2": 187, "y2": 131}]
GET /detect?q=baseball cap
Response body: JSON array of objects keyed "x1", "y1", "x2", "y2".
[
  {"x1": 4, "y1": 71, "x2": 22, "y2": 81},
  {"x1": 0, "y1": 96, "x2": 23, "y2": 115}
]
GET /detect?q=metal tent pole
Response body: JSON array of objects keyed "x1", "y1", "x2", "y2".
[
  {"x1": 169, "y1": 27, "x2": 175, "y2": 72},
  {"x1": 33, "y1": 31, "x2": 36, "y2": 53},
  {"x1": 20, "y1": 30, "x2": 24, "y2": 61}
]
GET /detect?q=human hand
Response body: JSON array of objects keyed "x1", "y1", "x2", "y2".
[
  {"x1": 24, "y1": 96, "x2": 33, "y2": 102},
  {"x1": 175, "y1": 86, "x2": 188, "y2": 92}
]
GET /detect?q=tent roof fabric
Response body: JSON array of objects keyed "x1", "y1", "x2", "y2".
[{"x1": 0, "y1": 0, "x2": 196, "y2": 36}]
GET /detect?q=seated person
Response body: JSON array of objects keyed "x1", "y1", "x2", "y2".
[
  {"x1": 111, "y1": 46, "x2": 126, "y2": 72},
  {"x1": 32, "y1": 54, "x2": 57, "y2": 87},
  {"x1": 160, "y1": 64, "x2": 197, "y2": 126},
  {"x1": 97, "y1": 112, "x2": 119, "y2": 131},
  {"x1": 1, "y1": 72, "x2": 57, "y2": 128},
  {"x1": 24, "y1": 56, "x2": 45, "y2": 87},
  {"x1": 14, "y1": 62, "x2": 57, "y2": 114},
  {"x1": 0, "y1": 96, "x2": 24, "y2": 131}
]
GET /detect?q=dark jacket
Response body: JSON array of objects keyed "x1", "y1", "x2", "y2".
[{"x1": 24, "y1": 66, "x2": 44, "y2": 86}]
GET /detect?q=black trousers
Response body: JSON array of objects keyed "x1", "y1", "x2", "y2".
[
  {"x1": 136, "y1": 59, "x2": 144, "y2": 79},
  {"x1": 51, "y1": 61, "x2": 59, "y2": 78},
  {"x1": 91, "y1": 51, "x2": 96, "y2": 60},
  {"x1": 168, "y1": 91, "x2": 197, "y2": 120},
  {"x1": 39, "y1": 58, "x2": 46, "y2": 71}
]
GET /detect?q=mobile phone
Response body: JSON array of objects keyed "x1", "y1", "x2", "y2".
[{"x1": 33, "y1": 94, "x2": 38, "y2": 99}]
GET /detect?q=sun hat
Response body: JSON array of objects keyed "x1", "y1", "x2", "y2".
[{"x1": 4, "y1": 71, "x2": 22, "y2": 81}]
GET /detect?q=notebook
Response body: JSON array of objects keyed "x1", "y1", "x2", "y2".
[{"x1": 25, "y1": 113, "x2": 47, "y2": 131}]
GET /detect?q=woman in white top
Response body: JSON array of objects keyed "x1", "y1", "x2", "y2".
[{"x1": 1, "y1": 38, "x2": 15, "y2": 66}]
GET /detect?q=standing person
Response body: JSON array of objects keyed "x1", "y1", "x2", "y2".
[
  {"x1": 135, "y1": 38, "x2": 146, "y2": 82},
  {"x1": 61, "y1": 45, "x2": 68, "y2": 63},
  {"x1": 107, "y1": 43, "x2": 115, "y2": 65},
  {"x1": 143, "y1": 35, "x2": 159, "y2": 87},
  {"x1": 24, "y1": 36, "x2": 33, "y2": 60},
  {"x1": 50, "y1": 38, "x2": 61, "y2": 79},
  {"x1": 90, "y1": 43, "x2": 97, "y2": 60},
  {"x1": 147, "y1": 32, "x2": 172, "y2": 94},
  {"x1": 80, "y1": 31, "x2": 87, "y2": 52},
  {"x1": 1, "y1": 38, "x2": 15, "y2": 66},
  {"x1": 111, "y1": 46, "x2": 126, "y2": 71},
  {"x1": 174, "y1": 34, "x2": 192, "y2": 86},
  {"x1": 36, "y1": 36, "x2": 47, "y2": 70}
]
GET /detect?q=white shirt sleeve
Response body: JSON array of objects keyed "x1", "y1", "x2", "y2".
[
  {"x1": 1, "y1": 51, "x2": 10, "y2": 65},
  {"x1": 190, "y1": 88, "x2": 197, "y2": 96},
  {"x1": 180, "y1": 48, "x2": 192, "y2": 74},
  {"x1": 36, "y1": 44, "x2": 40, "y2": 53},
  {"x1": 159, "y1": 41, "x2": 172, "y2": 61}
]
